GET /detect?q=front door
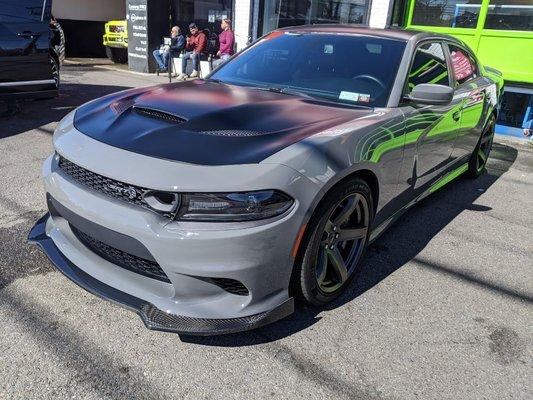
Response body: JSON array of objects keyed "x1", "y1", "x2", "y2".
[
  {"x1": 0, "y1": 0, "x2": 53, "y2": 94},
  {"x1": 399, "y1": 41, "x2": 463, "y2": 195}
]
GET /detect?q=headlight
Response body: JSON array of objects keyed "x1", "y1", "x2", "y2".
[{"x1": 177, "y1": 190, "x2": 294, "y2": 222}]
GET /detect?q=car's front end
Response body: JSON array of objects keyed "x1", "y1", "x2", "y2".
[
  {"x1": 29, "y1": 79, "x2": 356, "y2": 334},
  {"x1": 103, "y1": 20, "x2": 128, "y2": 49}
]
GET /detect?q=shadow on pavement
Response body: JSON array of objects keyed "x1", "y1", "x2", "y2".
[
  {"x1": 182, "y1": 142, "x2": 520, "y2": 346},
  {"x1": 0, "y1": 82, "x2": 130, "y2": 139}
]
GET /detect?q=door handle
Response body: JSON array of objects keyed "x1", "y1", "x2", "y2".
[{"x1": 452, "y1": 111, "x2": 461, "y2": 122}]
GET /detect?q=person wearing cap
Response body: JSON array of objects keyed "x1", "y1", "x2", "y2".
[
  {"x1": 212, "y1": 19, "x2": 235, "y2": 69},
  {"x1": 178, "y1": 23, "x2": 207, "y2": 79}
]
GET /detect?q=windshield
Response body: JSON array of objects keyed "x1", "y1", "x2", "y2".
[{"x1": 210, "y1": 32, "x2": 407, "y2": 107}]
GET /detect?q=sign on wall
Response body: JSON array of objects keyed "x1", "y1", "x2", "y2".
[{"x1": 126, "y1": 0, "x2": 169, "y2": 73}]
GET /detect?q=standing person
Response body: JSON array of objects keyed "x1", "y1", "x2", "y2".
[
  {"x1": 152, "y1": 26, "x2": 184, "y2": 72},
  {"x1": 213, "y1": 19, "x2": 235, "y2": 69},
  {"x1": 178, "y1": 23, "x2": 207, "y2": 80}
]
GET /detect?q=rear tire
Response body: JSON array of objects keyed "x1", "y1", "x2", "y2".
[
  {"x1": 466, "y1": 115, "x2": 495, "y2": 178},
  {"x1": 105, "y1": 47, "x2": 128, "y2": 64},
  {"x1": 291, "y1": 178, "x2": 373, "y2": 306}
]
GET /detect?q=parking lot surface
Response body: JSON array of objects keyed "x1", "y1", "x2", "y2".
[{"x1": 0, "y1": 65, "x2": 531, "y2": 400}]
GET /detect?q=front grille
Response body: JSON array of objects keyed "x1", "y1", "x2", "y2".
[
  {"x1": 133, "y1": 106, "x2": 186, "y2": 124},
  {"x1": 211, "y1": 278, "x2": 249, "y2": 296},
  {"x1": 70, "y1": 224, "x2": 170, "y2": 283},
  {"x1": 58, "y1": 156, "x2": 174, "y2": 218}
]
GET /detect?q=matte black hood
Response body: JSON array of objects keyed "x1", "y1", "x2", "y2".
[{"x1": 74, "y1": 80, "x2": 372, "y2": 165}]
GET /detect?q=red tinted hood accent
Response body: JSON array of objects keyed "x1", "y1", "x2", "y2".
[{"x1": 74, "y1": 80, "x2": 372, "y2": 165}]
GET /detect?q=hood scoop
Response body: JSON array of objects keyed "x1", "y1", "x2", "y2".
[{"x1": 132, "y1": 106, "x2": 187, "y2": 124}]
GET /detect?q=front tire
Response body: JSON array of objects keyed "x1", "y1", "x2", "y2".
[
  {"x1": 105, "y1": 47, "x2": 128, "y2": 64},
  {"x1": 466, "y1": 115, "x2": 495, "y2": 178},
  {"x1": 291, "y1": 178, "x2": 373, "y2": 306}
]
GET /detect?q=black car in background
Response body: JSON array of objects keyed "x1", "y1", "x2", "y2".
[{"x1": 0, "y1": 0, "x2": 62, "y2": 100}]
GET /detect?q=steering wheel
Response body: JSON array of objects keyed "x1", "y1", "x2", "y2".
[{"x1": 351, "y1": 74, "x2": 386, "y2": 91}]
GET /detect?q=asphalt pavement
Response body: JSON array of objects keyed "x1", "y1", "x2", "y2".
[{"x1": 0, "y1": 64, "x2": 531, "y2": 400}]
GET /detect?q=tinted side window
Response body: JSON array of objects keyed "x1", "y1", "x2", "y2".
[
  {"x1": 407, "y1": 42, "x2": 450, "y2": 92},
  {"x1": 0, "y1": 0, "x2": 46, "y2": 23},
  {"x1": 448, "y1": 45, "x2": 479, "y2": 85}
]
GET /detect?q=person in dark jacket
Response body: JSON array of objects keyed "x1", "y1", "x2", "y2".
[
  {"x1": 152, "y1": 26, "x2": 184, "y2": 72},
  {"x1": 177, "y1": 23, "x2": 207, "y2": 80}
]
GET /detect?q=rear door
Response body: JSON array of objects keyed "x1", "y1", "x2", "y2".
[
  {"x1": 445, "y1": 43, "x2": 491, "y2": 160},
  {"x1": 0, "y1": 0, "x2": 53, "y2": 95},
  {"x1": 400, "y1": 41, "x2": 463, "y2": 192}
]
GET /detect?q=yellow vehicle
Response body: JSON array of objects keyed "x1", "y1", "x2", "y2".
[{"x1": 103, "y1": 20, "x2": 128, "y2": 63}]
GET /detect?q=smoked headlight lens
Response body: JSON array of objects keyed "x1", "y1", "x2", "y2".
[{"x1": 177, "y1": 190, "x2": 294, "y2": 222}]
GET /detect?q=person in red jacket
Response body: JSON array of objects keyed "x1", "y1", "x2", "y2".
[{"x1": 178, "y1": 23, "x2": 207, "y2": 80}]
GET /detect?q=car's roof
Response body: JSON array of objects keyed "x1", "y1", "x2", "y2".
[{"x1": 277, "y1": 25, "x2": 461, "y2": 44}]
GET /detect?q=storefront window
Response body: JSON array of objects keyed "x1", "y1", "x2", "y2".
[
  {"x1": 485, "y1": 1, "x2": 533, "y2": 32},
  {"x1": 259, "y1": 0, "x2": 370, "y2": 37},
  {"x1": 411, "y1": 0, "x2": 482, "y2": 28},
  {"x1": 171, "y1": 0, "x2": 233, "y2": 35}
]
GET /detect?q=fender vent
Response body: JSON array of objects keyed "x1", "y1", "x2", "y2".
[{"x1": 133, "y1": 106, "x2": 187, "y2": 124}]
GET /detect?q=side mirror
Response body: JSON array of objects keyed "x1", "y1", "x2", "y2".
[{"x1": 406, "y1": 83, "x2": 454, "y2": 105}]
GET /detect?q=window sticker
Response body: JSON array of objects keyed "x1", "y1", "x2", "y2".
[
  {"x1": 339, "y1": 91, "x2": 360, "y2": 101},
  {"x1": 324, "y1": 44, "x2": 334, "y2": 54},
  {"x1": 358, "y1": 93, "x2": 371, "y2": 103},
  {"x1": 366, "y1": 44, "x2": 382, "y2": 54},
  {"x1": 339, "y1": 91, "x2": 371, "y2": 103}
]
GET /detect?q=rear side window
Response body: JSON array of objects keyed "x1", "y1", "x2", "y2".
[
  {"x1": 448, "y1": 44, "x2": 479, "y2": 85},
  {"x1": 407, "y1": 42, "x2": 450, "y2": 92},
  {"x1": 0, "y1": 0, "x2": 48, "y2": 23}
]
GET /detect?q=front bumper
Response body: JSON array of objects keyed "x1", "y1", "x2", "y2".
[
  {"x1": 29, "y1": 213, "x2": 294, "y2": 335},
  {"x1": 33, "y1": 118, "x2": 322, "y2": 335}
]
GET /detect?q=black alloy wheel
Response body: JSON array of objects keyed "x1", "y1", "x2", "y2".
[
  {"x1": 292, "y1": 177, "x2": 373, "y2": 305},
  {"x1": 467, "y1": 115, "x2": 495, "y2": 178}
]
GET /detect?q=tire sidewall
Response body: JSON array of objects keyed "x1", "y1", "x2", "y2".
[
  {"x1": 297, "y1": 178, "x2": 373, "y2": 305},
  {"x1": 467, "y1": 115, "x2": 495, "y2": 178}
]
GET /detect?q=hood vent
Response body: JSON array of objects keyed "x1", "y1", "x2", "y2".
[{"x1": 132, "y1": 106, "x2": 187, "y2": 124}]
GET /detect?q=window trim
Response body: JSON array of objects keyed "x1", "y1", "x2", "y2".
[{"x1": 402, "y1": 39, "x2": 452, "y2": 98}]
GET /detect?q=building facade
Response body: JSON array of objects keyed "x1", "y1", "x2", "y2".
[{"x1": 52, "y1": 0, "x2": 531, "y2": 139}]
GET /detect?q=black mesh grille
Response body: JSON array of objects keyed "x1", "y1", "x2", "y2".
[
  {"x1": 70, "y1": 224, "x2": 170, "y2": 283},
  {"x1": 58, "y1": 156, "x2": 174, "y2": 218},
  {"x1": 211, "y1": 278, "x2": 249, "y2": 296},
  {"x1": 133, "y1": 106, "x2": 186, "y2": 124}
]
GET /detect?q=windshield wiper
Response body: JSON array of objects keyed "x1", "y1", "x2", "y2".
[
  {"x1": 254, "y1": 86, "x2": 315, "y2": 100},
  {"x1": 205, "y1": 78, "x2": 224, "y2": 84}
]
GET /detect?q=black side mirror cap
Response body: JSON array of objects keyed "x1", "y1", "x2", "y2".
[{"x1": 406, "y1": 83, "x2": 454, "y2": 105}]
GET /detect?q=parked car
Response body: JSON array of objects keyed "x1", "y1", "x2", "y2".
[
  {"x1": 0, "y1": 0, "x2": 62, "y2": 100},
  {"x1": 29, "y1": 26, "x2": 503, "y2": 335},
  {"x1": 103, "y1": 20, "x2": 127, "y2": 64}
]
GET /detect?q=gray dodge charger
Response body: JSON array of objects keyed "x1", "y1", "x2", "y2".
[{"x1": 29, "y1": 26, "x2": 503, "y2": 335}]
